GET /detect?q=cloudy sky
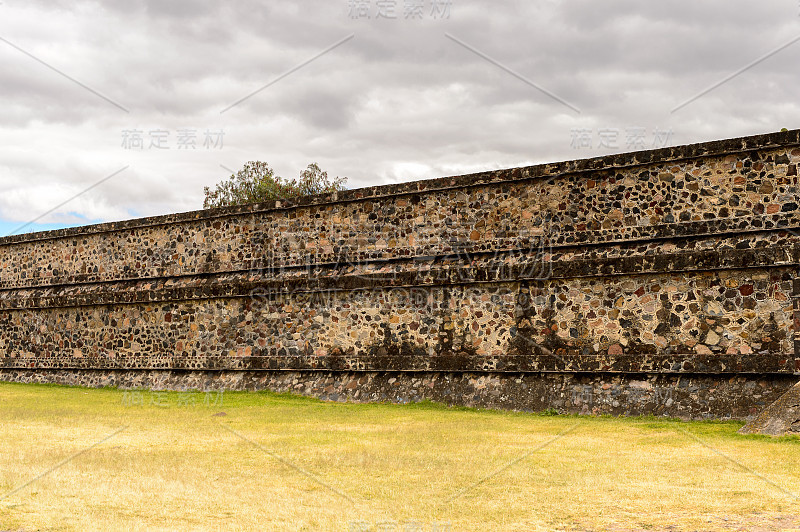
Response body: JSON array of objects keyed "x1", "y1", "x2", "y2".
[{"x1": 0, "y1": 0, "x2": 799, "y2": 235}]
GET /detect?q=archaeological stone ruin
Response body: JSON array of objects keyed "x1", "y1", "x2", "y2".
[{"x1": 2, "y1": 130, "x2": 800, "y2": 426}]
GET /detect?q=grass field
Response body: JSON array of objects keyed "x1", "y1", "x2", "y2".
[{"x1": 0, "y1": 383, "x2": 799, "y2": 531}]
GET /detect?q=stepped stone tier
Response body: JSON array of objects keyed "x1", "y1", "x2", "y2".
[{"x1": 2, "y1": 129, "x2": 800, "y2": 419}]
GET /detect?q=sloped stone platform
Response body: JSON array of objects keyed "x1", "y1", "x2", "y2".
[
  {"x1": 739, "y1": 381, "x2": 800, "y2": 435},
  {"x1": 3, "y1": 130, "x2": 800, "y2": 418}
]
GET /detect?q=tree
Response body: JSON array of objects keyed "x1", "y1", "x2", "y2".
[{"x1": 203, "y1": 161, "x2": 347, "y2": 209}]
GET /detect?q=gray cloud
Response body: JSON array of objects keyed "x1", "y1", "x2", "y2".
[{"x1": 1, "y1": 0, "x2": 799, "y2": 229}]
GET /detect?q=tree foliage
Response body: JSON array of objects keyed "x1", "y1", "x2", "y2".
[{"x1": 203, "y1": 161, "x2": 347, "y2": 209}]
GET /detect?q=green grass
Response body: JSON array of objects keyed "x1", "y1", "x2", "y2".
[{"x1": 0, "y1": 382, "x2": 799, "y2": 531}]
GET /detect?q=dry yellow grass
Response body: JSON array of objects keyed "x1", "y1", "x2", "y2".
[{"x1": 0, "y1": 382, "x2": 799, "y2": 531}]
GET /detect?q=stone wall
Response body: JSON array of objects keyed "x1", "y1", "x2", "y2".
[{"x1": 2, "y1": 130, "x2": 800, "y2": 419}]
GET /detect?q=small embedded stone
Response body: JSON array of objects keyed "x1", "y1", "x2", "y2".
[
  {"x1": 705, "y1": 330, "x2": 720, "y2": 346},
  {"x1": 696, "y1": 345, "x2": 713, "y2": 355}
]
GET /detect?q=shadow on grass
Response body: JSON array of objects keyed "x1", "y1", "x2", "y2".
[{"x1": 3, "y1": 381, "x2": 800, "y2": 443}]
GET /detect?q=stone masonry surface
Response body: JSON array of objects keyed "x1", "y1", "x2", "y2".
[{"x1": 2, "y1": 130, "x2": 800, "y2": 418}]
